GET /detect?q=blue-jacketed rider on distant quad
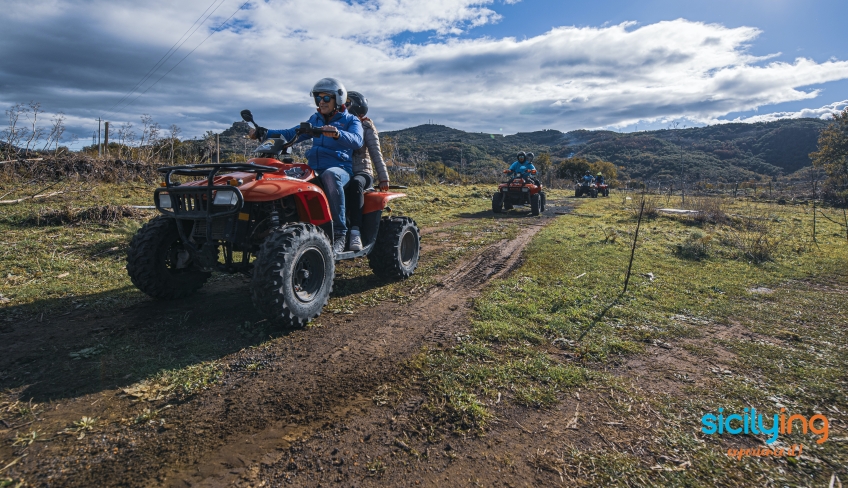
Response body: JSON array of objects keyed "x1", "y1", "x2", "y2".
[
  {"x1": 508, "y1": 151, "x2": 536, "y2": 177},
  {"x1": 255, "y1": 77, "x2": 364, "y2": 253},
  {"x1": 582, "y1": 171, "x2": 595, "y2": 184}
]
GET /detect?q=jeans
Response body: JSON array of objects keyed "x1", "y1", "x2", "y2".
[
  {"x1": 345, "y1": 173, "x2": 373, "y2": 230},
  {"x1": 317, "y1": 167, "x2": 351, "y2": 236}
]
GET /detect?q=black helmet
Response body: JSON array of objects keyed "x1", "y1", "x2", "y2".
[
  {"x1": 585, "y1": 171, "x2": 592, "y2": 175},
  {"x1": 311, "y1": 77, "x2": 347, "y2": 107},
  {"x1": 517, "y1": 151, "x2": 526, "y2": 161},
  {"x1": 346, "y1": 91, "x2": 368, "y2": 117},
  {"x1": 526, "y1": 152, "x2": 535, "y2": 162}
]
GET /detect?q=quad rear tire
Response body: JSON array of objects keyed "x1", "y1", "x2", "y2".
[
  {"x1": 369, "y1": 216, "x2": 420, "y2": 279},
  {"x1": 530, "y1": 193, "x2": 541, "y2": 216},
  {"x1": 492, "y1": 192, "x2": 503, "y2": 213},
  {"x1": 591, "y1": 189, "x2": 598, "y2": 198},
  {"x1": 604, "y1": 188, "x2": 610, "y2": 197},
  {"x1": 251, "y1": 223, "x2": 335, "y2": 326},
  {"x1": 126, "y1": 216, "x2": 211, "y2": 299}
]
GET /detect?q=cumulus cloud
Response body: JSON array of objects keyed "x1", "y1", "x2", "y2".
[
  {"x1": 1, "y1": 0, "x2": 847, "y2": 145},
  {"x1": 720, "y1": 100, "x2": 848, "y2": 124}
]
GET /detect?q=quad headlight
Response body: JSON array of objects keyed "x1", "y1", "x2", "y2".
[
  {"x1": 213, "y1": 190, "x2": 238, "y2": 206},
  {"x1": 158, "y1": 193, "x2": 172, "y2": 208}
]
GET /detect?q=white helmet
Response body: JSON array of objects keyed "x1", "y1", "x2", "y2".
[{"x1": 311, "y1": 77, "x2": 347, "y2": 107}]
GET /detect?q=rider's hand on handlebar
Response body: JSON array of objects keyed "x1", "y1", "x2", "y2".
[
  {"x1": 379, "y1": 180, "x2": 390, "y2": 191},
  {"x1": 320, "y1": 125, "x2": 340, "y2": 139}
]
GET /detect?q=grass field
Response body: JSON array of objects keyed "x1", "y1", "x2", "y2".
[
  {"x1": 406, "y1": 194, "x2": 848, "y2": 485},
  {"x1": 2, "y1": 181, "x2": 847, "y2": 486}
]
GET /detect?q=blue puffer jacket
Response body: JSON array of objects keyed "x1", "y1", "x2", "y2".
[
  {"x1": 268, "y1": 110, "x2": 364, "y2": 175},
  {"x1": 508, "y1": 161, "x2": 536, "y2": 175}
]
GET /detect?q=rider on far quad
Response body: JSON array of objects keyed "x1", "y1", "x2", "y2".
[
  {"x1": 575, "y1": 171, "x2": 598, "y2": 198},
  {"x1": 595, "y1": 172, "x2": 610, "y2": 197},
  {"x1": 492, "y1": 151, "x2": 546, "y2": 215}
]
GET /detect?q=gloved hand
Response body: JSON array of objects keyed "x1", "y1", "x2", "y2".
[
  {"x1": 248, "y1": 127, "x2": 268, "y2": 141},
  {"x1": 379, "y1": 180, "x2": 390, "y2": 191}
]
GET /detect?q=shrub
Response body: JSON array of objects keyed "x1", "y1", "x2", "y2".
[{"x1": 675, "y1": 231, "x2": 712, "y2": 260}]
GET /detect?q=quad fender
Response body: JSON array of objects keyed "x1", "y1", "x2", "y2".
[
  {"x1": 363, "y1": 191, "x2": 405, "y2": 214},
  {"x1": 241, "y1": 179, "x2": 332, "y2": 225}
]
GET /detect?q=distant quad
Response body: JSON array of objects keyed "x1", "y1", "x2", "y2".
[
  {"x1": 596, "y1": 181, "x2": 610, "y2": 197},
  {"x1": 574, "y1": 179, "x2": 598, "y2": 198},
  {"x1": 127, "y1": 110, "x2": 420, "y2": 326},
  {"x1": 492, "y1": 168, "x2": 546, "y2": 215}
]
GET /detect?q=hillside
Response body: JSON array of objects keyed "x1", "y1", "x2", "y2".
[{"x1": 379, "y1": 118, "x2": 831, "y2": 181}]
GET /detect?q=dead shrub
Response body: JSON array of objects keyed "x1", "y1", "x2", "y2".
[
  {"x1": 675, "y1": 231, "x2": 713, "y2": 260},
  {"x1": 630, "y1": 195, "x2": 660, "y2": 219},
  {"x1": 720, "y1": 226, "x2": 782, "y2": 263},
  {"x1": 687, "y1": 196, "x2": 729, "y2": 225}
]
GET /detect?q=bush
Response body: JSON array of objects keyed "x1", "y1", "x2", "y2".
[
  {"x1": 720, "y1": 226, "x2": 782, "y2": 263},
  {"x1": 675, "y1": 231, "x2": 712, "y2": 260}
]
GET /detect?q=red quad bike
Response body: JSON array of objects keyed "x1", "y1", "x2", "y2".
[
  {"x1": 574, "y1": 179, "x2": 598, "y2": 198},
  {"x1": 126, "y1": 110, "x2": 420, "y2": 326},
  {"x1": 492, "y1": 170, "x2": 546, "y2": 215},
  {"x1": 596, "y1": 181, "x2": 610, "y2": 197}
]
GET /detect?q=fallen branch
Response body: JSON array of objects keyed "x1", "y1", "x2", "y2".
[
  {"x1": 0, "y1": 158, "x2": 44, "y2": 164},
  {"x1": 0, "y1": 190, "x2": 65, "y2": 205}
]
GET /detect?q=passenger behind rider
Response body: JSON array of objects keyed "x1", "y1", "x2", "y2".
[
  {"x1": 344, "y1": 91, "x2": 390, "y2": 252},
  {"x1": 508, "y1": 151, "x2": 536, "y2": 179},
  {"x1": 249, "y1": 77, "x2": 363, "y2": 253},
  {"x1": 596, "y1": 172, "x2": 605, "y2": 185}
]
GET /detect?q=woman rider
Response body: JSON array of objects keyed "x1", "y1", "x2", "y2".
[{"x1": 344, "y1": 91, "x2": 390, "y2": 252}]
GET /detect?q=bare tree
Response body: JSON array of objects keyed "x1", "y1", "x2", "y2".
[
  {"x1": 168, "y1": 124, "x2": 181, "y2": 164},
  {"x1": 138, "y1": 114, "x2": 162, "y2": 161},
  {"x1": 42, "y1": 112, "x2": 66, "y2": 155},
  {"x1": 23, "y1": 102, "x2": 46, "y2": 156},
  {"x1": 2, "y1": 103, "x2": 28, "y2": 159},
  {"x1": 116, "y1": 122, "x2": 136, "y2": 160}
]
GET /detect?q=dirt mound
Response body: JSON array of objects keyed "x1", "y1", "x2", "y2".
[
  {"x1": 21, "y1": 204, "x2": 150, "y2": 226},
  {"x1": 2, "y1": 155, "x2": 162, "y2": 182}
]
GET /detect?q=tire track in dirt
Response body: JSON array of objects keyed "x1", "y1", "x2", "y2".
[
  {"x1": 155, "y1": 221, "x2": 547, "y2": 488},
  {"x1": 8, "y1": 204, "x2": 570, "y2": 487}
]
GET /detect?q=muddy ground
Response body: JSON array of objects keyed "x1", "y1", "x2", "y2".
[{"x1": 2, "y1": 201, "x2": 586, "y2": 487}]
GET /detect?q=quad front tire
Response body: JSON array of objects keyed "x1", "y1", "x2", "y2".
[
  {"x1": 369, "y1": 216, "x2": 420, "y2": 279},
  {"x1": 492, "y1": 192, "x2": 503, "y2": 213},
  {"x1": 540, "y1": 192, "x2": 547, "y2": 212},
  {"x1": 530, "y1": 193, "x2": 541, "y2": 216},
  {"x1": 251, "y1": 223, "x2": 335, "y2": 326},
  {"x1": 127, "y1": 216, "x2": 211, "y2": 299}
]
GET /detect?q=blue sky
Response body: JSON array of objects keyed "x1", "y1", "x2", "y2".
[{"x1": 1, "y1": 0, "x2": 847, "y2": 147}]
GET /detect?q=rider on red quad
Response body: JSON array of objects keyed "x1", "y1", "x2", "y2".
[
  {"x1": 345, "y1": 90, "x2": 390, "y2": 252},
  {"x1": 508, "y1": 152, "x2": 536, "y2": 178},
  {"x1": 596, "y1": 172, "x2": 605, "y2": 185},
  {"x1": 249, "y1": 77, "x2": 363, "y2": 253}
]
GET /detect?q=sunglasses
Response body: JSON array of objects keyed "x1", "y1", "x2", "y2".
[{"x1": 314, "y1": 95, "x2": 334, "y2": 103}]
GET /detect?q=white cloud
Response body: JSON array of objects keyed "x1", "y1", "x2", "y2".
[
  {"x1": 720, "y1": 100, "x2": 848, "y2": 124},
  {"x1": 1, "y1": 1, "x2": 848, "y2": 145}
]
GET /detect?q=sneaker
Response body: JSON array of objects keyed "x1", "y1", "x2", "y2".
[
  {"x1": 349, "y1": 227, "x2": 363, "y2": 251},
  {"x1": 333, "y1": 234, "x2": 347, "y2": 254}
]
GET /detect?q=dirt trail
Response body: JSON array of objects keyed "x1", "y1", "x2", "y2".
[{"x1": 4, "y1": 204, "x2": 569, "y2": 487}]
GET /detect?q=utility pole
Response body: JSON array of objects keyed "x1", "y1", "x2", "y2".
[
  {"x1": 97, "y1": 117, "x2": 102, "y2": 158},
  {"x1": 216, "y1": 133, "x2": 220, "y2": 163},
  {"x1": 104, "y1": 121, "x2": 109, "y2": 157}
]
